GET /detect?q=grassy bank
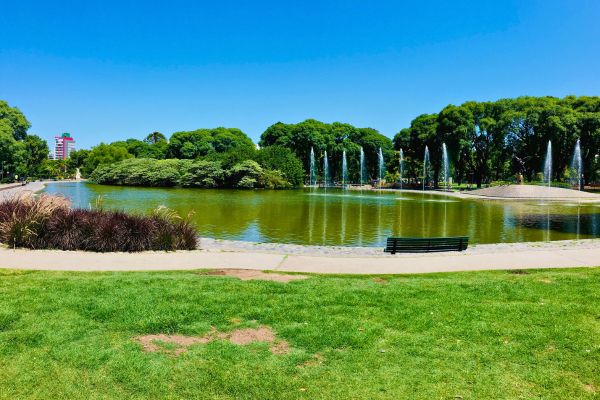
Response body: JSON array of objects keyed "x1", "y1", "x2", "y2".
[{"x1": 0, "y1": 268, "x2": 598, "y2": 399}]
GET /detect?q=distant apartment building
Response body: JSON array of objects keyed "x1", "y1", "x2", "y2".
[{"x1": 52, "y1": 133, "x2": 76, "y2": 159}]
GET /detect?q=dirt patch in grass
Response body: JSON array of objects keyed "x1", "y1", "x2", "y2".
[
  {"x1": 137, "y1": 334, "x2": 210, "y2": 355},
  {"x1": 299, "y1": 353, "x2": 325, "y2": 368},
  {"x1": 136, "y1": 326, "x2": 289, "y2": 356},
  {"x1": 584, "y1": 383, "x2": 597, "y2": 393},
  {"x1": 202, "y1": 269, "x2": 308, "y2": 283},
  {"x1": 372, "y1": 277, "x2": 388, "y2": 284},
  {"x1": 508, "y1": 269, "x2": 529, "y2": 275}
]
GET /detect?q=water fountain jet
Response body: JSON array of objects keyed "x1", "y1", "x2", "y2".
[
  {"x1": 422, "y1": 146, "x2": 430, "y2": 191},
  {"x1": 323, "y1": 150, "x2": 330, "y2": 188},
  {"x1": 342, "y1": 150, "x2": 348, "y2": 189},
  {"x1": 359, "y1": 147, "x2": 366, "y2": 188},
  {"x1": 309, "y1": 147, "x2": 316, "y2": 187},
  {"x1": 399, "y1": 148, "x2": 404, "y2": 190},
  {"x1": 442, "y1": 143, "x2": 450, "y2": 191},
  {"x1": 543, "y1": 140, "x2": 552, "y2": 188},
  {"x1": 570, "y1": 139, "x2": 583, "y2": 190},
  {"x1": 378, "y1": 147, "x2": 385, "y2": 188}
]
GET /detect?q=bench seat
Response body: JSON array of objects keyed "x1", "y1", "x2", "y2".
[{"x1": 384, "y1": 236, "x2": 469, "y2": 254}]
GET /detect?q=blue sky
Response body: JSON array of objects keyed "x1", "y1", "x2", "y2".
[{"x1": 1, "y1": 0, "x2": 599, "y2": 149}]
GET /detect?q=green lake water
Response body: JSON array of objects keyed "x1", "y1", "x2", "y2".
[{"x1": 43, "y1": 182, "x2": 600, "y2": 247}]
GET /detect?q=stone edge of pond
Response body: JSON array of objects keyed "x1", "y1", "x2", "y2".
[{"x1": 198, "y1": 237, "x2": 600, "y2": 257}]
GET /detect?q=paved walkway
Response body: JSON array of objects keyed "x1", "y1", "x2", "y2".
[
  {"x1": 1, "y1": 239, "x2": 599, "y2": 274},
  {"x1": 0, "y1": 181, "x2": 46, "y2": 200}
]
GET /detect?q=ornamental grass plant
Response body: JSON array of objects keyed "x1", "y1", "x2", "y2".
[{"x1": 0, "y1": 194, "x2": 197, "y2": 251}]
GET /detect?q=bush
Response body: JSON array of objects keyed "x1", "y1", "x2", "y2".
[
  {"x1": 179, "y1": 160, "x2": 226, "y2": 188},
  {"x1": 256, "y1": 146, "x2": 304, "y2": 187},
  {"x1": 260, "y1": 169, "x2": 291, "y2": 189},
  {"x1": 228, "y1": 160, "x2": 263, "y2": 188},
  {"x1": 91, "y1": 157, "x2": 298, "y2": 189},
  {"x1": 205, "y1": 146, "x2": 257, "y2": 169},
  {"x1": 91, "y1": 158, "x2": 188, "y2": 187},
  {"x1": 0, "y1": 194, "x2": 197, "y2": 252}
]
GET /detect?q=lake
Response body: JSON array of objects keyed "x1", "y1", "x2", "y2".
[{"x1": 43, "y1": 182, "x2": 600, "y2": 247}]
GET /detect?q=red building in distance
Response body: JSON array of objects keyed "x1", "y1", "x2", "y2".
[{"x1": 53, "y1": 133, "x2": 76, "y2": 160}]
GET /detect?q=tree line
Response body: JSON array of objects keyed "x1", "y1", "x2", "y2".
[
  {"x1": 394, "y1": 96, "x2": 600, "y2": 187},
  {"x1": 1, "y1": 96, "x2": 599, "y2": 188},
  {"x1": 0, "y1": 101, "x2": 49, "y2": 181}
]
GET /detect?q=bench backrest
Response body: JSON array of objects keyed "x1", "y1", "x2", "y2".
[{"x1": 385, "y1": 237, "x2": 469, "y2": 253}]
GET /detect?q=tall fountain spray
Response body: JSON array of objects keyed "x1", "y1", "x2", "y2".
[
  {"x1": 309, "y1": 147, "x2": 316, "y2": 187},
  {"x1": 399, "y1": 148, "x2": 404, "y2": 190},
  {"x1": 570, "y1": 139, "x2": 583, "y2": 190},
  {"x1": 442, "y1": 142, "x2": 449, "y2": 191},
  {"x1": 323, "y1": 150, "x2": 330, "y2": 187},
  {"x1": 378, "y1": 147, "x2": 385, "y2": 187},
  {"x1": 543, "y1": 140, "x2": 552, "y2": 188},
  {"x1": 359, "y1": 147, "x2": 365, "y2": 186},
  {"x1": 422, "y1": 146, "x2": 430, "y2": 191},
  {"x1": 342, "y1": 150, "x2": 348, "y2": 189}
]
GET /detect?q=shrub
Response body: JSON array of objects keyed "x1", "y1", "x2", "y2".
[
  {"x1": 91, "y1": 158, "x2": 188, "y2": 187},
  {"x1": 228, "y1": 160, "x2": 263, "y2": 188},
  {"x1": 205, "y1": 146, "x2": 257, "y2": 169},
  {"x1": 260, "y1": 169, "x2": 291, "y2": 189},
  {"x1": 179, "y1": 160, "x2": 226, "y2": 188},
  {"x1": 91, "y1": 157, "x2": 298, "y2": 189},
  {"x1": 256, "y1": 146, "x2": 304, "y2": 187},
  {"x1": 0, "y1": 194, "x2": 197, "y2": 252},
  {"x1": 0, "y1": 194, "x2": 68, "y2": 248}
]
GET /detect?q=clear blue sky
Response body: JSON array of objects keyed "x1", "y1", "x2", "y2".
[{"x1": 1, "y1": 0, "x2": 599, "y2": 149}]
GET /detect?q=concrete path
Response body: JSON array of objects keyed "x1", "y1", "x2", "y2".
[
  {"x1": 0, "y1": 181, "x2": 46, "y2": 200},
  {"x1": 0, "y1": 183, "x2": 23, "y2": 191},
  {"x1": 1, "y1": 241, "x2": 599, "y2": 274}
]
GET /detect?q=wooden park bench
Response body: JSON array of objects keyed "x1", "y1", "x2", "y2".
[{"x1": 384, "y1": 236, "x2": 469, "y2": 254}]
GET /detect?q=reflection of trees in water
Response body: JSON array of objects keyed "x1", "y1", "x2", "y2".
[
  {"x1": 509, "y1": 212, "x2": 600, "y2": 238},
  {"x1": 48, "y1": 183, "x2": 600, "y2": 246},
  {"x1": 340, "y1": 196, "x2": 346, "y2": 244}
]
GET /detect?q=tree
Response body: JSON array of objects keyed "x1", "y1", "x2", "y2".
[
  {"x1": 259, "y1": 119, "x2": 393, "y2": 183},
  {"x1": 22, "y1": 135, "x2": 49, "y2": 177},
  {"x1": 205, "y1": 146, "x2": 257, "y2": 169},
  {"x1": 0, "y1": 100, "x2": 30, "y2": 140},
  {"x1": 167, "y1": 128, "x2": 255, "y2": 159},
  {"x1": 0, "y1": 130, "x2": 22, "y2": 181},
  {"x1": 84, "y1": 143, "x2": 133, "y2": 175},
  {"x1": 256, "y1": 146, "x2": 304, "y2": 187},
  {"x1": 68, "y1": 149, "x2": 91, "y2": 168},
  {"x1": 400, "y1": 113, "x2": 438, "y2": 183},
  {"x1": 578, "y1": 112, "x2": 600, "y2": 184},
  {"x1": 144, "y1": 131, "x2": 167, "y2": 144}
]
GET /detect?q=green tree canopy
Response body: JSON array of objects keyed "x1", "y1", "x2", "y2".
[
  {"x1": 167, "y1": 127, "x2": 255, "y2": 159},
  {"x1": 0, "y1": 100, "x2": 30, "y2": 140},
  {"x1": 256, "y1": 145, "x2": 304, "y2": 187},
  {"x1": 394, "y1": 96, "x2": 600, "y2": 187},
  {"x1": 259, "y1": 119, "x2": 393, "y2": 182},
  {"x1": 22, "y1": 135, "x2": 49, "y2": 177},
  {"x1": 144, "y1": 131, "x2": 167, "y2": 144},
  {"x1": 84, "y1": 143, "x2": 133, "y2": 175}
]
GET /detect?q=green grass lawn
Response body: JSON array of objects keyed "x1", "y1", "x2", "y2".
[{"x1": 0, "y1": 268, "x2": 599, "y2": 399}]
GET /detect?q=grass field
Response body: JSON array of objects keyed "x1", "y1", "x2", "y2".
[{"x1": 0, "y1": 267, "x2": 598, "y2": 399}]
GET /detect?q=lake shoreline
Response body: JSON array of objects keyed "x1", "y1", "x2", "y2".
[
  {"x1": 1, "y1": 237, "x2": 600, "y2": 273},
  {"x1": 0, "y1": 180, "x2": 49, "y2": 200},
  {"x1": 199, "y1": 236, "x2": 600, "y2": 257}
]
